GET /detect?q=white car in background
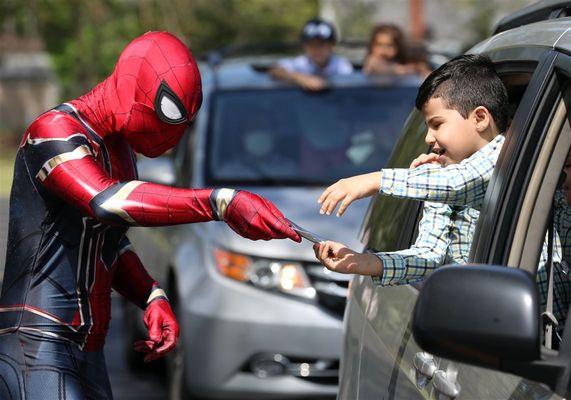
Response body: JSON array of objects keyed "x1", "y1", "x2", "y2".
[{"x1": 125, "y1": 54, "x2": 421, "y2": 399}]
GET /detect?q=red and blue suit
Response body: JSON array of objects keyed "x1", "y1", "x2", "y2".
[{"x1": 0, "y1": 31, "x2": 300, "y2": 399}]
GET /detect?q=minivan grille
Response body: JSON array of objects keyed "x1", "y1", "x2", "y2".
[{"x1": 305, "y1": 263, "x2": 350, "y2": 317}]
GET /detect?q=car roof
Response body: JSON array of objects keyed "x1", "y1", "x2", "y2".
[
  {"x1": 199, "y1": 55, "x2": 423, "y2": 92},
  {"x1": 493, "y1": 0, "x2": 571, "y2": 34},
  {"x1": 470, "y1": 17, "x2": 571, "y2": 55}
]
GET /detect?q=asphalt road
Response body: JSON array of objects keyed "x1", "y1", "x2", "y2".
[{"x1": 0, "y1": 197, "x2": 168, "y2": 399}]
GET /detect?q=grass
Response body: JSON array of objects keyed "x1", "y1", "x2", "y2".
[{"x1": 0, "y1": 151, "x2": 15, "y2": 199}]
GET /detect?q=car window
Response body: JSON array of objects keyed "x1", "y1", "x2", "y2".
[
  {"x1": 362, "y1": 110, "x2": 427, "y2": 252},
  {"x1": 205, "y1": 86, "x2": 417, "y2": 186}
]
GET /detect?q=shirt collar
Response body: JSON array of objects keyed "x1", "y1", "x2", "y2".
[
  {"x1": 461, "y1": 134, "x2": 505, "y2": 164},
  {"x1": 305, "y1": 55, "x2": 333, "y2": 75}
]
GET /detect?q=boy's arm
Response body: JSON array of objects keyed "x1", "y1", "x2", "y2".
[
  {"x1": 318, "y1": 135, "x2": 504, "y2": 216},
  {"x1": 372, "y1": 202, "x2": 453, "y2": 286},
  {"x1": 314, "y1": 203, "x2": 453, "y2": 287}
]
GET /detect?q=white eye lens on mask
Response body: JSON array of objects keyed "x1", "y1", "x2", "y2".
[
  {"x1": 154, "y1": 80, "x2": 188, "y2": 124},
  {"x1": 160, "y1": 95, "x2": 183, "y2": 121}
]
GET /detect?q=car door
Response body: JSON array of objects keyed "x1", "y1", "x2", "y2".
[
  {"x1": 339, "y1": 110, "x2": 427, "y2": 400},
  {"x1": 389, "y1": 50, "x2": 571, "y2": 400},
  {"x1": 342, "y1": 49, "x2": 570, "y2": 399}
]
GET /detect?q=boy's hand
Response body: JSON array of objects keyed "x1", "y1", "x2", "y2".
[
  {"x1": 318, "y1": 172, "x2": 381, "y2": 216},
  {"x1": 313, "y1": 241, "x2": 383, "y2": 276},
  {"x1": 410, "y1": 153, "x2": 440, "y2": 168}
]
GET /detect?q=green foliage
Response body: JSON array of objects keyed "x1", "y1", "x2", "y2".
[
  {"x1": 335, "y1": 2, "x2": 377, "y2": 40},
  {"x1": 456, "y1": 0, "x2": 533, "y2": 50},
  {"x1": 6, "y1": 0, "x2": 318, "y2": 99}
]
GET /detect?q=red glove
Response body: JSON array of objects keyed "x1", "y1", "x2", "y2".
[
  {"x1": 210, "y1": 189, "x2": 301, "y2": 242},
  {"x1": 133, "y1": 295, "x2": 179, "y2": 363}
]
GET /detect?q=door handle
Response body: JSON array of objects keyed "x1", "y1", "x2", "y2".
[
  {"x1": 413, "y1": 352, "x2": 438, "y2": 390},
  {"x1": 432, "y1": 365, "x2": 461, "y2": 400}
]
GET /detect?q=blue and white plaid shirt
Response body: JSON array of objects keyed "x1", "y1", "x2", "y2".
[
  {"x1": 373, "y1": 202, "x2": 478, "y2": 286},
  {"x1": 371, "y1": 134, "x2": 570, "y2": 333}
]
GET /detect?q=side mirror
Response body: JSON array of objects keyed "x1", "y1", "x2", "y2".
[
  {"x1": 137, "y1": 156, "x2": 177, "y2": 186},
  {"x1": 413, "y1": 265, "x2": 540, "y2": 368}
]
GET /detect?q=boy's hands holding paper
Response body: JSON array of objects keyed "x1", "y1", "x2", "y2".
[{"x1": 313, "y1": 241, "x2": 382, "y2": 276}]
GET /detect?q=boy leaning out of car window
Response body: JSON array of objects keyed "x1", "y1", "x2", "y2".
[{"x1": 313, "y1": 54, "x2": 571, "y2": 337}]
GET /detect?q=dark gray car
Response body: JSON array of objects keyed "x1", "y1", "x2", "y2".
[
  {"x1": 341, "y1": 2, "x2": 571, "y2": 399},
  {"x1": 124, "y1": 56, "x2": 420, "y2": 399}
]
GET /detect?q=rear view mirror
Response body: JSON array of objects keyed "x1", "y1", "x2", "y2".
[{"x1": 413, "y1": 265, "x2": 540, "y2": 368}]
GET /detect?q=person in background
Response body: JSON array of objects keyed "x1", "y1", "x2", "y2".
[
  {"x1": 269, "y1": 18, "x2": 353, "y2": 91},
  {"x1": 363, "y1": 23, "x2": 430, "y2": 77}
]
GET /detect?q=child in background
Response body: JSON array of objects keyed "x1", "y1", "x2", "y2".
[
  {"x1": 269, "y1": 18, "x2": 353, "y2": 91},
  {"x1": 363, "y1": 23, "x2": 430, "y2": 77}
]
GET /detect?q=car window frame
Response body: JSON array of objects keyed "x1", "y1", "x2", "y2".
[
  {"x1": 509, "y1": 93, "x2": 571, "y2": 272},
  {"x1": 470, "y1": 50, "x2": 559, "y2": 264},
  {"x1": 466, "y1": 51, "x2": 571, "y2": 392}
]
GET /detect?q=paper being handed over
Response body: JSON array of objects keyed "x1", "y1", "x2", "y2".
[{"x1": 288, "y1": 220, "x2": 327, "y2": 244}]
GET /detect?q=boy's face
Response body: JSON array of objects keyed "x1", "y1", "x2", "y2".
[
  {"x1": 304, "y1": 40, "x2": 334, "y2": 68},
  {"x1": 422, "y1": 97, "x2": 491, "y2": 166}
]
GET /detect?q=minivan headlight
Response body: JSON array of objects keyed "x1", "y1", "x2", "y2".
[{"x1": 213, "y1": 248, "x2": 316, "y2": 300}]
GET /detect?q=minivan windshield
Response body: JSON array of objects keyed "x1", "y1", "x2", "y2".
[{"x1": 206, "y1": 86, "x2": 417, "y2": 185}]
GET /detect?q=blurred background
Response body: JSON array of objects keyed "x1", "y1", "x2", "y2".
[{"x1": 0, "y1": 0, "x2": 536, "y2": 399}]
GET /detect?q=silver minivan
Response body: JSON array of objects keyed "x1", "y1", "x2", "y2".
[
  {"x1": 341, "y1": 1, "x2": 571, "y2": 399},
  {"x1": 124, "y1": 56, "x2": 420, "y2": 399}
]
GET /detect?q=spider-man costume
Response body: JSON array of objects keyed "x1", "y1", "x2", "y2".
[{"x1": 0, "y1": 31, "x2": 300, "y2": 399}]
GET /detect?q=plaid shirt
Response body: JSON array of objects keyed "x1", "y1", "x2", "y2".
[
  {"x1": 372, "y1": 203, "x2": 479, "y2": 286},
  {"x1": 371, "y1": 134, "x2": 571, "y2": 333}
]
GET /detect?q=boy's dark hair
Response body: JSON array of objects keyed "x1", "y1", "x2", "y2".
[{"x1": 415, "y1": 54, "x2": 508, "y2": 133}]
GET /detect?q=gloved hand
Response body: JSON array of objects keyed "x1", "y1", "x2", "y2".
[
  {"x1": 210, "y1": 189, "x2": 301, "y2": 242},
  {"x1": 133, "y1": 295, "x2": 179, "y2": 363}
]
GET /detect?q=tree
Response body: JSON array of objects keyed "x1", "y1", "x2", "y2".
[{"x1": 2, "y1": 0, "x2": 318, "y2": 98}]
